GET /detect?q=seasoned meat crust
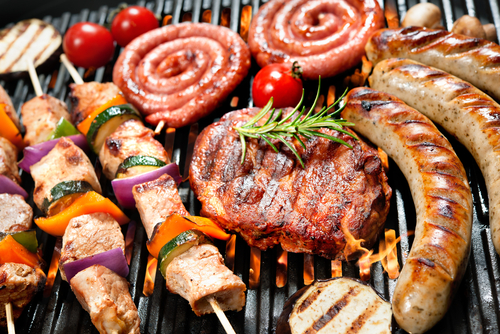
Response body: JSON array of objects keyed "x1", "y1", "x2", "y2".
[
  {"x1": 0, "y1": 263, "x2": 46, "y2": 327},
  {"x1": 59, "y1": 212, "x2": 125, "y2": 282},
  {"x1": 21, "y1": 94, "x2": 70, "y2": 146},
  {"x1": 0, "y1": 194, "x2": 33, "y2": 233},
  {"x1": 0, "y1": 136, "x2": 20, "y2": 185},
  {"x1": 99, "y1": 119, "x2": 168, "y2": 180},
  {"x1": 190, "y1": 108, "x2": 392, "y2": 259},
  {"x1": 69, "y1": 81, "x2": 122, "y2": 125}
]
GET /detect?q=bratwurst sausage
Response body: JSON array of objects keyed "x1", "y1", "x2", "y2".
[
  {"x1": 113, "y1": 22, "x2": 251, "y2": 128},
  {"x1": 248, "y1": 0, "x2": 384, "y2": 79},
  {"x1": 365, "y1": 27, "x2": 500, "y2": 101},
  {"x1": 369, "y1": 58, "x2": 500, "y2": 256},
  {"x1": 341, "y1": 88, "x2": 472, "y2": 333}
]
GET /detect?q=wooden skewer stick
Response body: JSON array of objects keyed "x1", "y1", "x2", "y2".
[
  {"x1": 5, "y1": 303, "x2": 16, "y2": 334},
  {"x1": 26, "y1": 58, "x2": 43, "y2": 97},
  {"x1": 60, "y1": 54, "x2": 84, "y2": 85},
  {"x1": 207, "y1": 296, "x2": 236, "y2": 334},
  {"x1": 154, "y1": 121, "x2": 165, "y2": 135}
]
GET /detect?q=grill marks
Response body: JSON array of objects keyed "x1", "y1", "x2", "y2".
[{"x1": 309, "y1": 287, "x2": 360, "y2": 332}]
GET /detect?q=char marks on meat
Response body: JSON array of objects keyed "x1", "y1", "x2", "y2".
[
  {"x1": 190, "y1": 108, "x2": 392, "y2": 259},
  {"x1": 0, "y1": 194, "x2": 33, "y2": 233}
]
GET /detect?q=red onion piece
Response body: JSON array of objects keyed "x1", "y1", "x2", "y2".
[
  {"x1": 0, "y1": 175, "x2": 28, "y2": 198},
  {"x1": 18, "y1": 134, "x2": 89, "y2": 173},
  {"x1": 111, "y1": 163, "x2": 181, "y2": 209},
  {"x1": 63, "y1": 247, "x2": 129, "y2": 282}
]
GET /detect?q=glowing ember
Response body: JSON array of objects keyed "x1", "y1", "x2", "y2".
[
  {"x1": 276, "y1": 247, "x2": 288, "y2": 288},
  {"x1": 164, "y1": 127, "x2": 176, "y2": 162},
  {"x1": 221, "y1": 8, "x2": 231, "y2": 28},
  {"x1": 385, "y1": 2, "x2": 400, "y2": 28},
  {"x1": 43, "y1": 237, "x2": 62, "y2": 298},
  {"x1": 378, "y1": 147, "x2": 389, "y2": 172},
  {"x1": 343, "y1": 56, "x2": 373, "y2": 88},
  {"x1": 143, "y1": 255, "x2": 157, "y2": 297},
  {"x1": 331, "y1": 260, "x2": 342, "y2": 278},
  {"x1": 162, "y1": 15, "x2": 172, "y2": 26},
  {"x1": 314, "y1": 95, "x2": 325, "y2": 113},
  {"x1": 230, "y1": 96, "x2": 239, "y2": 108},
  {"x1": 182, "y1": 13, "x2": 192, "y2": 22},
  {"x1": 202, "y1": 10, "x2": 212, "y2": 23},
  {"x1": 249, "y1": 247, "x2": 261, "y2": 289},
  {"x1": 327, "y1": 85, "x2": 336, "y2": 106},
  {"x1": 225, "y1": 235, "x2": 236, "y2": 272},
  {"x1": 240, "y1": 6, "x2": 252, "y2": 42},
  {"x1": 84, "y1": 68, "x2": 95, "y2": 79},
  {"x1": 125, "y1": 221, "x2": 136, "y2": 265},
  {"x1": 303, "y1": 254, "x2": 314, "y2": 285},
  {"x1": 49, "y1": 70, "x2": 58, "y2": 89}
]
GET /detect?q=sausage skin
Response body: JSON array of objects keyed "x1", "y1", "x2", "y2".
[
  {"x1": 369, "y1": 58, "x2": 500, "y2": 256},
  {"x1": 341, "y1": 88, "x2": 472, "y2": 333},
  {"x1": 365, "y1": 27, "x2": 500, "y2": 101}
]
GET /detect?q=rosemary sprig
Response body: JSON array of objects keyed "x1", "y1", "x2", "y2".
[{"x1": 234, "y1": 79, "x2": 357, "y2": 168}]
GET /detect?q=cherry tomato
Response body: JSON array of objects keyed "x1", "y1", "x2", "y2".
[
  {"x1": 63, "y1": 22, "x2": 115, "y2": 68},
  {"x1": 252, "y1": 62, "x2": 303, "y2": 108},
  {"x1": 111, "y1": 6, "x2": 159, "y2": 47}
]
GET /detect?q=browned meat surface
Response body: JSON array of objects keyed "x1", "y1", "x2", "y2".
[
  {"x1": 190, "y1": 108, "x2": 392, "y2": 259},
  {"x1": 31, "y1": 137, "x2": 101, "y2": 213},
  {"x1": 0, "y1": 194, "x2": 33, "y2": 233},
  {"x1": 0, "y1": 137, "x2": 20, "y2": 185},
  {"x1": 70, "y1": 265, "x2": 140, "y2": 334},
  {"x1": 59, "y1": 212, "x2": 125, "y2": 282},
  {"x1": 0, "y1": 263, "x2": 46, "y2": 326},
  {"x1": 69, "y1": 81, "x2": 122, "y2": 125},
  {"x1": 0, "y1": 85, "x2": 20, "y2": 130},
  {"x1": 99, "y1": 119, "x2": 168, "y2": 180},
  {"x1": 133, "y1": 174, "x2": 188, "y2": 239},
  {"x1": 165, "y1": 243, "x2": 246, "y2": 315},
  {"x1": 21, "y1": 94, "x2": 70, "y2": 146}
]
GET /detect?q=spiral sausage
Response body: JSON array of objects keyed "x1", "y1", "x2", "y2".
[
  {"x1": 341, "y1": 87, "x2": 472, "y2": 333},
  {"x1": 113, "y1": 23, "x2": 251, "y2": 128},
  {"x1": 247, "y1": 0, "x2": 384, "y2": 79}
]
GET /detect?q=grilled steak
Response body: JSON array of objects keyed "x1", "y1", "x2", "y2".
[
  {"x1": 59, "y1": 212, "x2": 125, "y2": 282},
  {"x1": 190, "y1": 108, "x2": 392, "y2": 259},
  {"x1": 21, "y1": 94, "x2": 70, "y2": 146},
  {"x1": 0, "y1": 194, "x2": 33, "y2": 233},
  {"x1": 0, "y1": 136, "x2": 20, "y2": 185},
  {"x1": 70, "y1": 265, "x2": 140, "y2": 334},
  {"x1": 0, "y1": 263, "x2": 46, "y2": 327},
  {"x1": 69, "y1": 81, "x2": 121, "y2": 125}
]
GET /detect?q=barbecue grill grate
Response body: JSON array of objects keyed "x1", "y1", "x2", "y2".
[{"x1": 1, "y1": 0, "x2": 500, "y2": 333}]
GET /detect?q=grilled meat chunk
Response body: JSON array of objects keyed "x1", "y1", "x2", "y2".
[
  {"x1": 0, "y1": 85, "x2": 20, "y2": 130},
  {"x1": 165, "y1": 243, "x2": 246, "y2": 315},
  {"x1": 99, "y1": 119, "x2": 168, "y2": 180},
  {"x1": 70, "y1": 81, "x2": 122, "y2": 125},
  {"x1": 0, "y1": 263, "x2": 46, "y2": 327},
  {"x1": 59, "y1": 212, "x2": 125, "y2": 282},
  {"x1": 21, "y1": 94, "x2": 70, "y2": 146},
  {"x1": 132, "y1": 174, "x2": 188, "y2": 238},
  {"x1": 70, "y1": 265, "x2": 140, "y2": 334},
  {"x1": 0, "y1": 194, "x2": 33, "y2": 233},
  {"x1": 0, "y1": 137, "x2": 20, "y2": 185},
  {"x1": 190, "y1": 108, "x2": 392, "y2": 259},
  {"x1": 30, "y1": 137, "x2": 101, "y2": 212}
]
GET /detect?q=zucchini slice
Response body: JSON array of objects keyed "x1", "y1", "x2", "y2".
[
  {"x1": 115, "y1": 155, "x2": 166, "y2": 178},
  {"x1": 158, "y1": 229, "x2": 211, "y2": 278},
  {"x1": 86, "y1": 104, "x2": 141, "y2": 153},
  {"x1": 42, "y1": 180, "x2": 94, "y2": 214}
]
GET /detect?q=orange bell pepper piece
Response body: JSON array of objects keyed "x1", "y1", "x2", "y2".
[
  {"x1": 0, "y1": 235, "x2": 40, "y2": 268},
  {"x1": 147, "y1": 213, "x2": 230, "y2": 258},
  {"x1": 35, "y1": 191, "x2": 130, "y2": 236},
  {"x1": 0, "y1": 103, "x2": 24, "y2": 150},
  {"x1": 77, "y1": 94, "x2": 128, "y2": 135}
]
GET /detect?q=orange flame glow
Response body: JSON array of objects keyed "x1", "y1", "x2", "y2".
[
  {"x1": 202, "y1": 10, "x2": 212, "y2": 23},
  {"x1": 221, "y1": 8, "x2": 231, "y2": 28},
  {"x1": 240, "y1": 6, "x2": 252, "y2": 42},
  {"x1": 125, "y1": 221, "x2": 136, "y2": 265},
  {"x1": 249, "y1": 247, "x2": 261, "y2": 289},
  {"x1": 314, "y1": 95, "x2": 325, "y2": 113},
  {"x1": 143, "y1": 255, "x2": 157, "y2": 297},
  {"x1": 225, "y1": 235, "x2": 236, "y2": 272},
  {"x1": 162, "y1": 15, "x2": 172, "y2": 26},
  {"x1": 230, "y1": 96, "x2": 239, "y2": 108},
  {"x1": 182, "y1": 13, "x2": 192, "y2": 22},
  {"x1": 303, "y1": 254, "x2": 315, "y2": 285},
  {"x1": 343, "y1": 56, "x2": 373, "y2": 88},
  {"x1": 43, "y1": 237, "x2": 62, "y2": 298},
  {"x1": 276, "y1": 247, "x2": 288, "y2": 288},
  {"x1": 331, "y1": 260, "x2": 342, "y2": 278},
  {"x1": 385, "y1": 3, "x2": 400, "y2": 29},
  {"x1": 49, "y1": 70, "x2": 58, "y2": 89},
  {"x1": 327, "y1": 86, "x2": 336, "y2": 107}
]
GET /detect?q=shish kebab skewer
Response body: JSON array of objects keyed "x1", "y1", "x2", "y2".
[{"x1": 60, "y1": 55, "x2": 245, "y2": 332}]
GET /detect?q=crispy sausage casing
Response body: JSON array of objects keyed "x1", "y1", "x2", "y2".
[
  {"x1": 248, "y1": 0, "x2": 384, "y2": 79},
  {"x1": 365, "y1": 27, "x2": 500, "y2": 101},
  {"x1": 341, "y1": 88, "x2": 472, "y2": 334},
  {"x1": 369, "y1": 58, "x2": 500, "y2": 256}
]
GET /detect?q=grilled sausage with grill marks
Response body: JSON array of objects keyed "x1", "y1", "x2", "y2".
[
  {"x1": 341, "y1": 87, "x2": 472, "y2": 334},
  {"x1": 365, "y1": 27, "x2": 500, "y2": 101},
  {"x1": 369, "y1": 58, "x2": 500, "y2": 257}
]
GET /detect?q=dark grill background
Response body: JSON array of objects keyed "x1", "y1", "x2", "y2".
[{"x1": 1, "y1": 0, "x2": 500, "y2": 333}]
